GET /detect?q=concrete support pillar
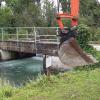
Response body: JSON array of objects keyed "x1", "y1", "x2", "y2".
[
  {"x1": 0, "y1": 50, "x2": 14, "y2": 61},
  {"x1": 43, "y1": 55, "x2": 51, "y2": 76},
  {"x1": 43, "y1": 55, "x2": 47, "y2": 75},
  {"x1": 0, "y1": 49, "x2": 36, "y2": 61}
]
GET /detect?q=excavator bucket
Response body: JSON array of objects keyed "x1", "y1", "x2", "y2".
[{"x1": 58, "y1": 37, "x2": 95, "y2": 67}]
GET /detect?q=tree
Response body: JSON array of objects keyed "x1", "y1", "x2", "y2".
[
  {"x1": 79, "y1": 0, "x2": 100, "y2": 27},
  {"x1": 0, "y1": 6, "x2": 13, "y2": 27},
  {"x1": 4, "y1": 0, "x2": 43, "y2": 27},
  {"x1": 59, "y1": 0, "x2": 70, "y2": 13},
  {"x1": 42, "y1": 0, "x2": 56, "y2": 27}
]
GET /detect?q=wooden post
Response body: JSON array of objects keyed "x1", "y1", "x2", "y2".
[
  {"x1": 16, "y1": 27, "x2": 19, "y2": 41},
  {"x1": 43, "y1": 54, "x2": 51, "y2": 76},
  {"x1": 1, "y1": 28, "x2": 4, "y2": 41},
  {"x1": 43, "y1": 54, "x2": 47, "y2": 75}
]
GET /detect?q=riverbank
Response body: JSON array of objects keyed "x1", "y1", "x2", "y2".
[{"x1": 0, "y1": 62, "x2": 100, "y2": 100}]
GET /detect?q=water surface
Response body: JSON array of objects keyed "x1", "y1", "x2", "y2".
[{"x1": 0, "y1": 57, "x2": 43, "y2": 86}]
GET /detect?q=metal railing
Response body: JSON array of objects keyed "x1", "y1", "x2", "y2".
[{"x1": 0, "y1": 27, "x2": 60, "y2": 43}]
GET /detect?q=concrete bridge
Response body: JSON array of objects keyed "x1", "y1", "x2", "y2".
[
  {"x1": 0, "y1": 27, "x2": 60, "y2": 59},
  {"x1": 0, "y1": 27, "x2": 99, "y2": 60},
  {"x1": 0, "y1": 40, "x2": 59, "y2": 55}
]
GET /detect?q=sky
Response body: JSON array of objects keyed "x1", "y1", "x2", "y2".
[
  {"x1": 50, "y1": 0, "x2": 100, "y2": 6},
  {"x1": 48, "y1": 0, "x2": 57, "y2": 6},
  {"x1": 1, "y1": 0, "x2": 100, "y2": 7},
  {"x1": 1, "y1": 1, "x2": 6, "y2": 7}
]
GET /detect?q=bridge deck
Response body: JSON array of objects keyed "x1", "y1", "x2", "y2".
[{"x1": 0, "y1": 41, "x2": 59, "y2": 55}]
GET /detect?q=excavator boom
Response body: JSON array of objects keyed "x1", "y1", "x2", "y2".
[
  {"x1": 56, "y1": 0, "x2": 95, "y2": 67},
  {"x1": 57, "y1": 0, "x2": 79, "y2": 29}
]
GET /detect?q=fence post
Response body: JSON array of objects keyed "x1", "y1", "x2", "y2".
[
  {"x1": 34, "y1": 27, "x2": 37, "y2": 43},
  {"x1": 34, "y1": 27, "x2": 37, "y2": 54},
  {"x1": 16, "y1": 27, "x2": 19, "y2": 41},
  {"x1": 26, "y1": 28, "x2": 29, "y2": 40},
  {"x1": 56, "y1": 27, "x2": 59, "y2": 43},
  {"x1": 1, "y1": 28, "x2": 4, "y2": 41}
]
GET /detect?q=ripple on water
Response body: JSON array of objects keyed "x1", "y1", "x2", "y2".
[{"x1": 0, "y1": 57, "x2": 43, "y2": 86}]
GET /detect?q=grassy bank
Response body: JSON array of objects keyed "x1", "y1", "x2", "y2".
[
  {"x1": 0, "y1": 51, "x2": 100, "y2": 100},
  {"x1": 0, "y1": 62, "x2": 100, "y2": 100}
]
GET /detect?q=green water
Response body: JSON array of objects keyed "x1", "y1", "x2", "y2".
[{"x1": 0, "y1": 57, "x2": 43, "y2": 86}]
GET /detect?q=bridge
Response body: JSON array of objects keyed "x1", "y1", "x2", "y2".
[{"x1": 0, "y1": 27, "x2": 60, "y2": 56}]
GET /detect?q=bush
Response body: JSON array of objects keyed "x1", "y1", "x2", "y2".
[
  {"x1": 76, "y1": 24, "x2": 97, "y2": 55},
  {"x1": 77, "y1": 24, "x2": 92, "y2": 48}
]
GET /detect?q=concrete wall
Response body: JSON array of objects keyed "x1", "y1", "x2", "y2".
[
  {"x1": 0, "y1": 50, "x2": 13, "y2": 61},
  {"x1": 0, "y1": 41, "x2": 58, "y2": 56},
  {"x1": 0, "y1": 49, "x2": 36, "y2": 61}
]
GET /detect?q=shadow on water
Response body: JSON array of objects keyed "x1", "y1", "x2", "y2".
[{"x1": 0, "y1": 57, "x2": 43, "y2": 86}]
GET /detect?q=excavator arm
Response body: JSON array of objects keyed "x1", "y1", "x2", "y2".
[
  {"x1": 56, "y1": 0, "x2": 95, "y2": 67},
  {"x1": 57, "y1": 0, "x2": 79, "y2": 29}
]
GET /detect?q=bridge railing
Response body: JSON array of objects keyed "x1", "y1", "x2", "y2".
[{"x1": 0, "y1": 27, "x2": 59, "y2": 43}]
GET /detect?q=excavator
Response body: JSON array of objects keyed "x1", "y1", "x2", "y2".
[{"x1": 56, "y1": 0, "x2": 95, "y2": 67}]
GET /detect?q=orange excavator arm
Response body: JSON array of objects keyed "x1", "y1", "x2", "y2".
[
  {"x1": 56, "y1": 0, "x2": 95, "y2": 67},
  {"x1": 56, "y1": 0, "x2": 79, "y2": 29}
]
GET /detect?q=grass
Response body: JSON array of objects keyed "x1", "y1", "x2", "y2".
[
  {"x1": 0, "y1": 50, "x2": 100, "y2": 100},
  {"x1": 0, "y1": 62, "x2": 100, "y2": 100}
]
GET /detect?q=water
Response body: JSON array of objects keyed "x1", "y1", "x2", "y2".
[{"x1": 0, "y1": 57, "x2": 43, "y2": 86}]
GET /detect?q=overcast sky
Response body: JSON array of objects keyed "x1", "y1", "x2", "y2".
[
  {"x1": 48, "y1": 0, "x2": 57, "y2": 6},
  {"x1": 1, "y1": 0, "x2": 100, "y2": 7},
  {"x1": 49, "y1": 0, "x2": 100, "y2": 6}
]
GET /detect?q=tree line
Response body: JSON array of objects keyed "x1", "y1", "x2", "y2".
[
  {"x1": 0, "y1": 0, "x2": 100, "y2": 27},
  {"x1": 0, "y1": 0, "x2": 56, "y2": 27}
]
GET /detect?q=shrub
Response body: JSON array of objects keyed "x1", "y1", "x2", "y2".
[
  {"x1": 77, "y1": 24, "x2": 92, "y2": 48},
  {"x1": 76, "y1": 24, "x2": 97, "y2": 55}
]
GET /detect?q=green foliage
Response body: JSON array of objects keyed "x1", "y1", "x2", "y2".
[
  {"x1": 75, "y1": 62, "x2": 100, "y2": 71},
  {"x1": 0, "y1": 85, "x2": 13, "y2": 99},
  {"x1": 80, "y1": 0, "x2": 100, "y2": 27},
  {"x1": 1, "y1": 67, "x2": 100, "y2": 100},
  {"x1": 3, "y1": 86, "x2": 13, "y2": 98},
  {"x1": 77, "y1": 24, "x2": 91, "y2": 48},
  {"x1": 2, "y1": 0, "x2": 43, "y2": 27},
  {"x1": 0, "y1": 0, "x2": 100, "y2": 28},
  {"x1": 62, "y1": 18, "x2": 71, "y2": 27},
  {"x1": 59, "y1": 0, "x2": 70, "y2": 13},
  {"x1": 91, "y1": 28, "x2": 100, "y2": 42},
  {"x1": 77, "y1": 24, "x2": 99, "y2": 56},
  {"x1": 42, "y1": 0, "x2": 56, "y2": 27},
  {"x1": 3, "y1": 0, "x2": 57, "y2": 27},
  {"x1": 0, "y1": 7, "x2": 12, "y2": 27}
]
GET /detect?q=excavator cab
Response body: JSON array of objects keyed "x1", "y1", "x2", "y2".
[{"x1": 56, "y1": 0, "x2": 95, "y2": 67}]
